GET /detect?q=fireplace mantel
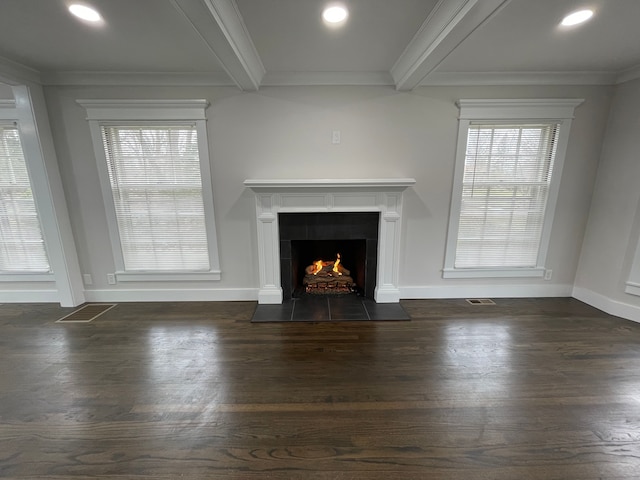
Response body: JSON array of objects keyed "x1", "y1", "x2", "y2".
[
  {"x1": 245, "y1": 178, "x2": 416, "y2": 304},
  {"x1": 244, "y1": 178, "x2": 416, "y2": 190}
]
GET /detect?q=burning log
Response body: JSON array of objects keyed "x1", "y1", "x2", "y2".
[
  {"x1": 304, "y1": 261, "x2": 350, "y2": 277},
  {"x1": 303, "y1": 253, "x2": 355, "y2": 294}
]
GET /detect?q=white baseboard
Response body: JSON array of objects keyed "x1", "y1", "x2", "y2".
[
  {"x1": 7, "y1": 285, "x2": 638, "y2": 326},
  {"x1": 400, "y1": 283, "x2": 573, "y2": 299},
  {"x1": 257, "y1": 287, "x2": 283, "y2": 304},
  {"x1": 84, "y1": 288, "x2": 259, "y2": 303},
  {"x1": 572, "y1": 286, "x2": 640, "y2": 323},
  {"x1": 0, "y1": 289, "x2": 59, "y2": 303},
  {"x1": 374, "y1": 286, "x2": 401, "y2": 303}
]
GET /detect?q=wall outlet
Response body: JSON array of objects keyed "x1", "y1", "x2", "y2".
[
  {"x1": 331, "y1": 130, "x2": 341, "y2": 144},
  {"x1": 82, "y1": 274, "x2": 93, "y2": 285},
  {"x1": 544, "y1": 269, "x2": 553, "y2": 280},
  {"x1": 107, "y1": 273, "x2": 116, "y2": 285}
]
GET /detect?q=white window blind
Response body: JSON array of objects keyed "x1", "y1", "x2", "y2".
[
  {"x1": 0, "y1": 125, "x2": 50, "y2": 273},
  {"x1": 101, "y1": 125, "x2": 210, "y2": 271},
  {"x1": 454, "y1": 123, "x2": 559, "y2": 269}
]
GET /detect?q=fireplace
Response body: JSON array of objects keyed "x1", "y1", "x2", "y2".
[
  {"x1": 279, "y1": 212, "x2": 379, "y2": 299},
  {"x1": 296, "y1": 240, "x2": 362, "y2": 295},
  {"x1": 244, "y1": 178, "x2": 415, "y2": 304}
]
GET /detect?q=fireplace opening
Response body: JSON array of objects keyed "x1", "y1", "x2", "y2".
[
  {"x1": 279, "y1": 212, "x2": 379, "y2": 300},
  {"x1": 292, "y1": 239, "x2": 365, "y2": 296}
]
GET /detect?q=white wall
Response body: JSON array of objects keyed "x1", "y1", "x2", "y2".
[
  {"x1": 574, "y1": 78, "x2": 640, "y2": 322},
  {"x1": 35, "y1": 83, "x2": 611, "y2": 302}
]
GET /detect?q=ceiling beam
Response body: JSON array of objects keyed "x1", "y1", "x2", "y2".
[
  {"x1": 391, "y1": 0, "x2": 511, "y2": 91},
  {"x1": 171, "y1": 0, "x2": 265, "y2": 91}
]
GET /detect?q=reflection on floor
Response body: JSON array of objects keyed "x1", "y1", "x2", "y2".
[{"x1": 251, "y1": 294, "x2": 410, "y2": 322}]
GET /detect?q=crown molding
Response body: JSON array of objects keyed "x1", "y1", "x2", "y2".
[
  {"x1": 29, "y1": 69, "x2": 627, "y2": 89},
  {"x1": 170, "y1": 0, "x2": 264, "y2": 91},
  {"x1": 261, "y1": 71, "x2": 394, "y2": 87},
  {"x1": 0, "y1": 55, "x2": 42, "y2": 86},
  {"x1": 420, "y1": 70, "x2": 618, "y2": 86},
  {"x1": 616, "y1": 64, "x2": 640, "y2": 85},
  {"x1": 41, "y1": 71, "x2": 234, "y2": 87},
  {"x1": 391, "y1": 0, "x2": 511, "y2": 91}
]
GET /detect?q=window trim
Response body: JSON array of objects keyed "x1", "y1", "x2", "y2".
[
  {"x1": 0, "y1": 101, "x2": 54, "y2": 280},
  {"x1": 443, "y1": 99, "x2": 583, "y2": 279},
  {"x1": 626, "y1": 231, "x2": 640, "y2": 297},
  {"x1": 78, "y1": 99, "x2": 221, "y2": 281}
]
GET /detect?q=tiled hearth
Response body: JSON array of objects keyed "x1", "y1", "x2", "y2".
[
  {"x1": 251, "y1": 295, "x2": 410, "y2": 322},
  {"x1": 244, "y1": 178, "x2": 415, "y2": 305}
]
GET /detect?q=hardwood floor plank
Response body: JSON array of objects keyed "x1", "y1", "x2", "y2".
[{"x1": 1, "y1": 298, "x2": 640, "y2": 478}]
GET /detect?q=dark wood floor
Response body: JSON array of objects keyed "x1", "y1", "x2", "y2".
[{"x1": 1, "y1": 298, "x2": 640, "y2": 479}]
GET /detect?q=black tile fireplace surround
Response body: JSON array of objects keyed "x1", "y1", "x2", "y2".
[{"x1": 279, "y1": 212, "x2": 379, "y2": 300}]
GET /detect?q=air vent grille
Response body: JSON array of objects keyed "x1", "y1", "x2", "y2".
[
  {"x1": 465, "y1": 298, "x2": 496, "y2": 305},
  {"x1": 56, "y1": 304, "x2": 116, "y2": 323}
]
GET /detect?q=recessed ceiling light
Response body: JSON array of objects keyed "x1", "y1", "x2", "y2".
[
  {"x1": 68, "y1": 3, "x2": 102, "y2": 23},
  {"x1": 322, "y1": 5, "x2": 348, "y2": 24},
  {"x1": 561, "y1": 9, "x2": 593, "y2": 26}
]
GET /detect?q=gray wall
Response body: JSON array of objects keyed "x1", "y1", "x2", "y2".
[
  {"x1": 37, "y1": 83, "x2": 612, "y2": 301},
  {"x1": 574, "y1": 78, "x2": 640, "y2": 319}
]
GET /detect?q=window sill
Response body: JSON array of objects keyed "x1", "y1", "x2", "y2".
[
  {"x1": 442, "y1": 267, "x2": 545, "y2": 279},
  {"x1": 625, "y1": 282, "x2": 640, "y2": 297},
  {"x1": 115, "y1": 271, "x2": 221, "y2": 282},
  {"x1": 0, "y1": 272, "x2": 55, "y2": 282}
]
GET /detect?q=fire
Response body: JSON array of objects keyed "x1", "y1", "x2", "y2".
[
  {"x1": 333, "y1": 253, "x2": 342, "y2": 275},
  {"x1": 310, "y1": 254, "x2": 343, "y2": 276},
  {"x1": 312, "y1": 260, "x2": 323, "y2": 275},
  {"x1": 303, "y1": 252, "x2": 354, "y2": 294}
]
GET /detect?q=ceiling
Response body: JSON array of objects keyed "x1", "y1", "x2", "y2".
[{"x1": 1, "y1": 0, "x2": 639, "y2": 90}]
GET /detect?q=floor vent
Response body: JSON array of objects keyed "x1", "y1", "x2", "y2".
[
  {"x1": 56, "y1": 304, "x2": 116, "y2": 323},
  {"x1": 465, "y1": 298, "x2": 496, "y2": 305}
]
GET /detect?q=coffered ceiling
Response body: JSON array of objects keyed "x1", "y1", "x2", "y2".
[{"x1": 1, "y1": 0, "x2": 639, "y2": 89}]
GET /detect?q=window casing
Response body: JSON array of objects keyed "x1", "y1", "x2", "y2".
[
  {"x1": 443, "y1": 99, "x2": 582, "y2": 278},
  {"x1": 0, "y1": 123, "x2": 50, "y2": 274},
  {"x1": 79, "y1": 100, "x2": 221, "y2": 281},
  {"x1": 626, "y1": 232, "x2": 640, "y2": 297}
]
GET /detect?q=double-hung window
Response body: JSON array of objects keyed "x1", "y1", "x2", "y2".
[
  {"x1": 79, "y1": 100, "x2": 220, "y2": 281},
  {"x1": 0, "y1": 123, "x2": 50, "y2": 275},
  {"x1": 443, "y1": 99, "x2": 582, "y2": 278}
]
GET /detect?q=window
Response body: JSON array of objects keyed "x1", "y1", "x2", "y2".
[
  {"x1": 0, "y1": 124, "x2": 50, "y2": 273},
  {"x1": 443, "y1": 99, "x2": 583, "y2": 278},
  {"x1": 101, "y1": 125, "x2": 209, "y2": 271},
  {"x1": 79, "y1": 99, "x2": 220, "y2": 281},
  {"x1": 455, "y1": 123, "x2": 559, "y2": 269}
]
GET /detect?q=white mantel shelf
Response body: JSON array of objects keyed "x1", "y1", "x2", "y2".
[
  {"x1": 244, "y1": 178, "x2": 416, "y2": 190},
  {"x1": 245, "y1": 178, "x2": 415, "y2": 305}
]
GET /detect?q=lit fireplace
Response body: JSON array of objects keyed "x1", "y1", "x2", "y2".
[
  {"x1": 281, "y1": 214, "x2": 375, "y2": 299},
  {"x1": 303, "y1": 253, "x2": 356, "y2": 294},
  {"x1": 244, "y1": 178, "x2": 415, "y2": 304}
]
